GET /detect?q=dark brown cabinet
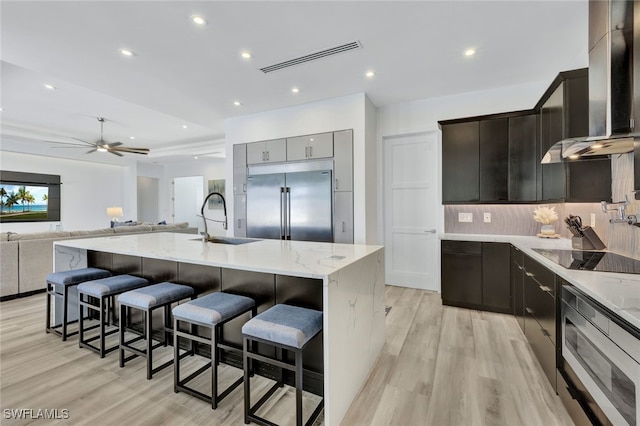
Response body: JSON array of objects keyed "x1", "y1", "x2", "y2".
[
  {"x1": 523, "y1": 255, "x2": 558, "y2": 391},
  {"x1": 538, "y1": 69, "x2": 612, "y2": 203},
  {"x1": 480, "y1": 118, "x2": 509, "y2": 202},
  {"x1": 442, "y1": 122, "x2": 480, "y2": 203},
  {"x1": 511, "y1": 245, "x2": 525, "y2": 331},
  {"x1": 441, "y1": 240, "x2": 511, "y2": 313},
  {"x1": 441, "y1": 68, "x2": 612, "y2": 205},
  {"x1": 509, "y1": 113, "x2": 539, "y2": 202}
]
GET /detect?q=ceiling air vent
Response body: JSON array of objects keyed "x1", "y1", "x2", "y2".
[{"x1": 259, "y1": 41, "x2": 362, "y2": 73}]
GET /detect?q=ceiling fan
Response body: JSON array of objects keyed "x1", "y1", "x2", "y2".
[{"x1": 47, "y1": 117, "x2": 150, "y2": 157}]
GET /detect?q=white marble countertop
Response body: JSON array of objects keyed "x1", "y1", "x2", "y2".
[
  {"x1": 442, "y1": 233, "x2": 640, "y2": 331},
  {"x1": 54, "y1": 232, "x2": 383, "y2": 281}
]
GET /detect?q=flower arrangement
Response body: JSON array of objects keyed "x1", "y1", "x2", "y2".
[{"x1": 533, "y1": 206, "x2": 558, "y2": 225}]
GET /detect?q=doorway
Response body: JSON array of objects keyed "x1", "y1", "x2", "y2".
[
  {"x1": 383, "y1": 131, "x2": 440, "y2": 291},
  {"x1": 137, "y1": 176, "x2": 159, "y2": 223},
  {"x1": 172, "y1": 176, "x2": 204, "y2": 231}
]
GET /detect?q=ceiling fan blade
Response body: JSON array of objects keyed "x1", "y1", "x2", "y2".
[
  {"x1": 85, "y1": 148, "x2": 97, "y2": 154},
  {"x1": 108, "y1": 150, "x2": 124, "y2": 157},
  {"x1": 70, "y1": 137, "x2": 97, "y2": 146},
  {"x1": 112, "y1": 146, "x2": 150, "y2": 153},
  {"x1": 107, "y1": 142, "x2": 123, "y2": 148}
]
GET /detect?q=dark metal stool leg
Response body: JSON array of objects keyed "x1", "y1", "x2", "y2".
[
  {"x1": 45, "y1": 283, "x2": 52, "y2": 334},
  {"x1": 62, "y1": 285, "x2": 69, "y2": 341},
  {"x1": 243, "y1": 337, "x2": 250, "y2": 425},
  {"x1": 119, "y1": 304, "x2": 126, "y2": 368},
  {"x1": 295, "y1": 348, "x2": 303, "y2": 426},
  {"x1": 78, "y1": 292, "x2": 84, "y2": 348},
  {"x1": 174, "y1": 317, "x2": 179, "y2": 393},
  {"x1": 99, "y1": 295, "x2": 106, "y2": 358},
  {"x1": 146, "y1": 309, "x2": 153, "y2": 380}
]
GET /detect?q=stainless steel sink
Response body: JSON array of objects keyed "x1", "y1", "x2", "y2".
[{"x1": 191, "y1": 236, "x2": 261, "y2": 245}]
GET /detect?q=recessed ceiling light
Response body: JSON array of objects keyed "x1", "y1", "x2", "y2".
[
  {"x1": 464, "y1": 48, "x2": 476, "y2": 57},
  {"x1": 0, "y1": 107, "x2": 4, "y2": 111},
  {"x1": 241, "y1": 51, "x2": 252, "y2": 60},
  {"x1": 365, "y1": 70, "x2": 375, "y2": 78},
  {"x1": 291, "y1": 87, "x2": 300, "y2": 93},
  {"x1": 194, "y1": 156, "x2": 199, "y2": 159},
  {"x1": 120, "y1": 49, "x2": 135, "y2": 57},
  {"x1": 591, "y1": 143, "x2": 603, "y2": 149},
  {"x1": 182, "y1": 125, "x2": 188, "y2": 129},
  {"x1": 44, "y1": 84, "x2": 57, "y2": 90},
  {"x1": 233, "y1": 101, "x2": 241, "y2": 106},
  {"x1": 129, "y1": 136, "x2": 135, "y2": 140},
  {"x1": 191, "y1": 15, "x2": 206, "y2": 25},
  {"x1": 568, "y1": 154, "x2": 580, "y2": 160}
]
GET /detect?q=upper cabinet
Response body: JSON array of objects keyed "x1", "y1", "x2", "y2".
[
  {"x1": 442, "y1": 121, "x2": 480, "y2": 203},
  {"x1": 286, "y1": 132, "x2": 333, "y2": 161},
  {"x1": 537, "y1": 69, "x2": 612, "y2": 203},
  {"x1": 246, "y1": 138, "x2": 286, "y2": 164},
  {"x1": 441, "y1": 68, "x2": 612, "y2": 205}
]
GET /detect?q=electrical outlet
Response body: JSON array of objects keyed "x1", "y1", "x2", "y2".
[
  {"x1": 483, "y1": 213, "x2": 491, "y2": 223},
  {"x1": 590, "y1": 213, "x2": 596, "y2": 228},
  {"x1": 458, "y1": 213, "x2": 473, "y2": 223}
]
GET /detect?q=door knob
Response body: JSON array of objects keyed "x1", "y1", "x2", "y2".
[{"x1": 425, "y1": 229, "x2": 437, "y2": 234}]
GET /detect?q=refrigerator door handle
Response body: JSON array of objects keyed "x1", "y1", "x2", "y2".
[
  {"x1": 286, "y1": 187, "x2": 291, "y2": 240},
  {"x1": 280, "y1": 187, "x2": 285, "y2": 240}
]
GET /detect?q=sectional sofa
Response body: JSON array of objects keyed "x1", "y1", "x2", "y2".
[{"x1": 0, "y1": 223, "x2": 198, "y2": 300}]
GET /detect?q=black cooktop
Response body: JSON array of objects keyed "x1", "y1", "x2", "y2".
[{"x1": 532, "y1": 249, "x2": 640, "y2": 274}]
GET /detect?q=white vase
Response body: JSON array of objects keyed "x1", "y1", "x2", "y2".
[{"x1": 540, "y1": 224, "x2": 555, "y2": 235}]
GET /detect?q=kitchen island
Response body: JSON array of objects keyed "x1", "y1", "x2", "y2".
[{"x1": 53, "y1": 232, "x2": 385, "y2": 426}]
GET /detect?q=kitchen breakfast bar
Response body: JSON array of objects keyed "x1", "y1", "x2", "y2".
[{"x1": 53, "y1": 232, "x2": 385, "y2": 425}]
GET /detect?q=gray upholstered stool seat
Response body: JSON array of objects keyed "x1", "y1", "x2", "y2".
[
  {"x1": 173, "y1": 292, "x2": 256, "y2": 409},
  {"x1": 242, "y1": 304, "x2": 324, "y2": 426},
  {"x1": 77, "y1": 275, "x2": 149, "y2": 357},
  {"x1": 46, "y1": 267, "x2": 112, "y2": 341},
  {"x1": 118, "y1": 282, "x2": 195, "y2": 379}
]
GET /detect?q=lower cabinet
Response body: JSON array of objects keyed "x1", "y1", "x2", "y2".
[
  {"x1": 511, "y1": 245, "x2": 525, "y2": 331},
  {"x1": 441, "y1": 240, "x2": 511, "y2": 313},
  {"x1": 234, "y1": 194, "x2": 246, "y2": 237}
]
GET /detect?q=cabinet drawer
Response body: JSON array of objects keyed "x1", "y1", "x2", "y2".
[
  {"x1": 557, "y1": 369, "x2": 593, "y2": 426},
  {"x1": 524, "y1": 313, "x2": 556, "y2": 391},
  {"x1": 524, "y1": 255, "x2": 555, "y2": 293},
  {"x1": 441, "y1": 240, "x2": 482, "y2": 255},
  {"x1": 524, "y1": 274, "x2": 556, "y2": 342}
]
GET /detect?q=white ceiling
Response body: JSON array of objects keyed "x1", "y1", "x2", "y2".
[{"x1": 0, "y1": 0, "x2": 588, "y2": 165}]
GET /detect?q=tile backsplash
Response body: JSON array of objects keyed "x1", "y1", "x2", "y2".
[{"x1": 444, "y1": 153, "x2": 639, "y2": 259}]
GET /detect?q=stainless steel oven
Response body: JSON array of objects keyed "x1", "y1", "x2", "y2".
[{"x1": 561, "y1": 285, "x2": 640, "y2": 426}]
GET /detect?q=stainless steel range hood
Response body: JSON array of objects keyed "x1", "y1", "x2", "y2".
[{"x1": 542, "y1": 0, "x2": 637, "y2": 164}]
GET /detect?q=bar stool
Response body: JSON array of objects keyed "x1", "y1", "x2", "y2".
[
  {"x1": 78, "y1": 274, "x2": 149, "y2": 357},
  {"x1": 118, "y1": 282, "x2": 195, "y2": 379},
  {"x1": 242, "y1": 304, "x2": 324, "y2": 426},
  {"x1": 172, "y1": 292, "x2": 257, "y2": 409},
  {"x1": 46, "y1": 267, "x2": 112, "y2": 341}
]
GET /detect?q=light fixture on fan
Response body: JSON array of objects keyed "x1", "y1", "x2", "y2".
[{"x1": 107, "y1": 206, "x2": 124, "y2": 227}]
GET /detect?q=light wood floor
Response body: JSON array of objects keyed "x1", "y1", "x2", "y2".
[{"x1": 0, "y1": 287, "x2": 573, "y2": 425}]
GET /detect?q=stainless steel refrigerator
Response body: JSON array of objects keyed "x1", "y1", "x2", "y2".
[{"x1": 246, "y1": 168, "x2": 333, "y2": 242}]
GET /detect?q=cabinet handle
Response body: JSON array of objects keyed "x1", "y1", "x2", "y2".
[
  {"x1": 541, "y1": 328, "x2": 550, "y2": 337},
  {"x1": 525, "y1": 272, "x2": 534, "y2": 277},
  {"x1": 517, "y1": 265, "x2": 523, "y2": 270},
  {"x1": 525, "y1": 307, "x2": 534, "y2": 315},
  {"x1": 539, "y1": 285, "x2": 552, "y2": 293},
  {"x1": 266, "y1": 151, "x2": 269, "y2": 161},
  {"x1": 243, "y1": 183, "x2": 246, "y2": 193},
  {"x1": 342, "y1": 221, "x2": 346, "y2": 232},
  {"x1": 335, "y1": 178, "x2": 339, "y2": 190},
  {"x1": 237, "y1": 219, "x2": 241, "y2": 229},
  {"x1": 309, "y1": 146, "x2": 313, "y2": 157},
  {"x1": 262, "y1": 151, "x2": 266, "y2": 161},
  {"x1": 305, "y1": 147, "x2": 309, "y2": 157}
]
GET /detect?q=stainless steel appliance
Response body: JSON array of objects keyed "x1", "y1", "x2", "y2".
[
  {"x1": 561, "y1": 284, "x2": 640, "y2": 425},
  {"x1": 246, "y1": 160, "x2": 333, "y2": 242},
  {"x1": 533, "y1": 249, "x2": 640, "y2": 274}
]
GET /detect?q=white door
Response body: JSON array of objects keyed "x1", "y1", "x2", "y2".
[
  {"x1": 383, "y1": 132, "x2": 440, "y2": 291},
  {"x1": 172, "y1": 176, "x2": 204, "y2": 231}
]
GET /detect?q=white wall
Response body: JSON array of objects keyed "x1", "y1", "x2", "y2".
[
  {"x1": 0, "y1": 151, "x2": 131, "y2": 232},
  {"x1": 224, "y1": 93, "x2": 376, "y2": 244}
]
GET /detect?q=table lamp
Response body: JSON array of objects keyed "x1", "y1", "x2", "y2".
[{"x1": 107, "y1": 206, "x2": 124, "y2": 227}]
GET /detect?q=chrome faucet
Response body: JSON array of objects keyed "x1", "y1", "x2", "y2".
[
  {"x1": 601, "y1": 195, "x2": 639, "y2": 226},
  {"x1": 200, "y1": 192, "x2": 227, "y2": 241}
]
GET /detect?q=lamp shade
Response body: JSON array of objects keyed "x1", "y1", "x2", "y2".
[{"x1": 106, "y1": 207, "x2": 124, "y2": 218}]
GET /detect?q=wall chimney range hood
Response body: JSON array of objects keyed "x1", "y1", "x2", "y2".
[{"x1": 542, "y1": 0, "x2": 637, "y2": 164}]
